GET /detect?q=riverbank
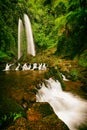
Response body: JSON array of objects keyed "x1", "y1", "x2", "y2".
[{"x1": 0, "y1": 48, "x2": 87, "y2": 130}]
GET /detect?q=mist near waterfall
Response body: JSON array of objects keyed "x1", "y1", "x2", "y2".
[{"x1": 36, "y1": 78, "x2": 87, "y2": 130}]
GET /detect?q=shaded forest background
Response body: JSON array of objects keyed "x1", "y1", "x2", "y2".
[{"x1": 0, "y1": 0, "x2": 87, "y2": 66}]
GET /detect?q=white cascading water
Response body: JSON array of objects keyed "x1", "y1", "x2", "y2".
[
  {"x1": 36, "y1": 78, "x2": 87, "y2": 130},
  {"x1": 18, "y1": 18, "x2": 23, "y2": 59},
  {"x1": 4, "y1": 63, "x2": 13, "y2": 71},
  {"x1": 24, "y1": 14, "x2": 36, "y2": 56},
  {"x1": 15, "y1": 63, "x2": 20, "y2": 71}
]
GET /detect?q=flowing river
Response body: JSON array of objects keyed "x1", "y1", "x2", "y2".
[{"x1": 0, "y1": 69, "x2": 87, "y2": 130}]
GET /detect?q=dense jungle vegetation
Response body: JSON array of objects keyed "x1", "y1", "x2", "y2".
[
  {"x1": 0, "y1": 0, "x2": 87, "y2": 66},
  {"x1": 0, "y1": 1, "x2": 87, "y2": 129}
]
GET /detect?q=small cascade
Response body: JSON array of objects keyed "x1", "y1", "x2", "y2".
[
  {"x1": 3, "y1": 63, "x2": 47, "y2": 71},
  {"x1": 36, "y1": 78, "x2": 87, "y2": 130},
  {"x1": 4, "y1": 63, "x2": 13, "y2": 71},
  {"x1": 24, "y1": 14, "x2": 36, "y2": 56},
  {"x1": 42, "y1": 63, "x2": 47, "y2": 70},
  {"x1": 27, "y1": 63, "x2": 31, "y2": 70},
  {"x1": 18, "y1": 18, "x2": 23, "y2": 59},
  {"x1": 62, "y1": 74, "x2": 69, "y2": 81},
  {"x1": 22, "y1": 63, "x2": 28, "y2": 71},
  {"x1": 15, "y1": 63, "x2": 20, "y2": 71},
  {"x1": 32, "y1": 63, "x2": 37, "y2": 70},
  {"x1": 38, "y1": 63, "x2": 43, "y2": 70}
]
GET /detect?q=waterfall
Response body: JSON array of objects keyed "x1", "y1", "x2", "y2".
[
  {"x1": 24, "y1": 14, "x2": 36, "y2": 56},
  {"x1": 18, "y1": 18, "x2": 23, "y2": 59},
  {"x1": 36, "y1": 78, "x2": 87, "y2": 130},
  {"x1": 18, "y1": 14, "x2": 35, "y2": 59}
]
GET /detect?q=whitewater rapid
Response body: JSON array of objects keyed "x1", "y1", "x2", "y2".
[{"x1": 36, "y1": 78, "x2": 87, "y2": 130}]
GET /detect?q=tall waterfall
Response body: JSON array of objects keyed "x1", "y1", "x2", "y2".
[
  {"x1": 18, "y1": 14, "x2": 35, "y2": 59},
  {"x1": 18, "y1": 18, "x2": 23, "y2": 59},
  {"x1": 24, "y1": 14, "x2": 36, "y2": 56},
  {"x1": 36, "y1": 78, "x2": 87, "y2": 130}
]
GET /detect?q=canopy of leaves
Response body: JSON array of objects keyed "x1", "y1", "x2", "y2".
[
  {"x1": 55, "y1": 0, "x2": 87, "y2": 58},
  {"x1": 0, "y1": 0, "x2": 87, "y2": 59}
]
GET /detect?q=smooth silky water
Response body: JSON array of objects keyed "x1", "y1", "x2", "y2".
[
  {"x1": 36, "y1": 78, "x2": 87, "y2": 130},
  {"x1": 18, "y1": 14, "x2": 36, "y2": 60}
]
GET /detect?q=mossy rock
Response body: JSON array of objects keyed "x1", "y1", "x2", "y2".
[
  {"x1": 44, "y1": 66, "x2": 65, "y2": 90},
  {"x1": 0, "y1": 95, "x2": 25, "y2": 129},
  {"x1": 32, "y1": 103, "x2": 54, "y2": 117},
  {"x1": 0, "y1": 96, "x2": 25, "y2": 115}
]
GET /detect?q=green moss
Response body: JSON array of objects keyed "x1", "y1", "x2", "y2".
[
  {"x1": 78, "y1": 50, "x2": 87, "y2": 67},
  {"x1": 33, "y1": 103, "x2": 53, "y2": 117},
  {"x1": 69, "y1": 68, "x2": 80, "y2": 81},
  {"x1": 0, "y1": 96, "x2": 25, "y2": 128}
]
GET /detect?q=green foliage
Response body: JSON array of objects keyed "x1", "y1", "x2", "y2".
[
  {"x1": 0, "y1": 51, "x2": 11, "y2": 60},
  {"x1": 68, "y1": 0, "x2": 80, "y2": 11},
  {"x1": 0, "y1": 112, "x2": 23, "y2": 128},
  {"x1": 0, "y1": 95, "x2": 25, "y2": 128},
  {"x1": 78, "y1": 50, "x2": 87, "y2": 67},
  {"x1": 0, "y1": 1, "x2": 18, "y2": 55},
  {"x1": 52, "y1": 0, "x2": 68, "y2": 17},
  {"x1": 56, "y1": 0, "x2": 87, "y2": 58},
  {"x1": 69, "y1": 68, "x2": 80, "y2": 81},
  {"x1": 0, "y1": 0, "x2": 87, "y2": 61},
  {"x1": 0, "y1": 0, "x2": 28, "y2": 58},
  {"x1": 56, "y1": 35, "x2": 73, "y2": 57}
]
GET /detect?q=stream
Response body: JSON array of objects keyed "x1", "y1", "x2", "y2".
[{"x1": 0, "y1": 69, "x2": 87, "y2": 130}]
